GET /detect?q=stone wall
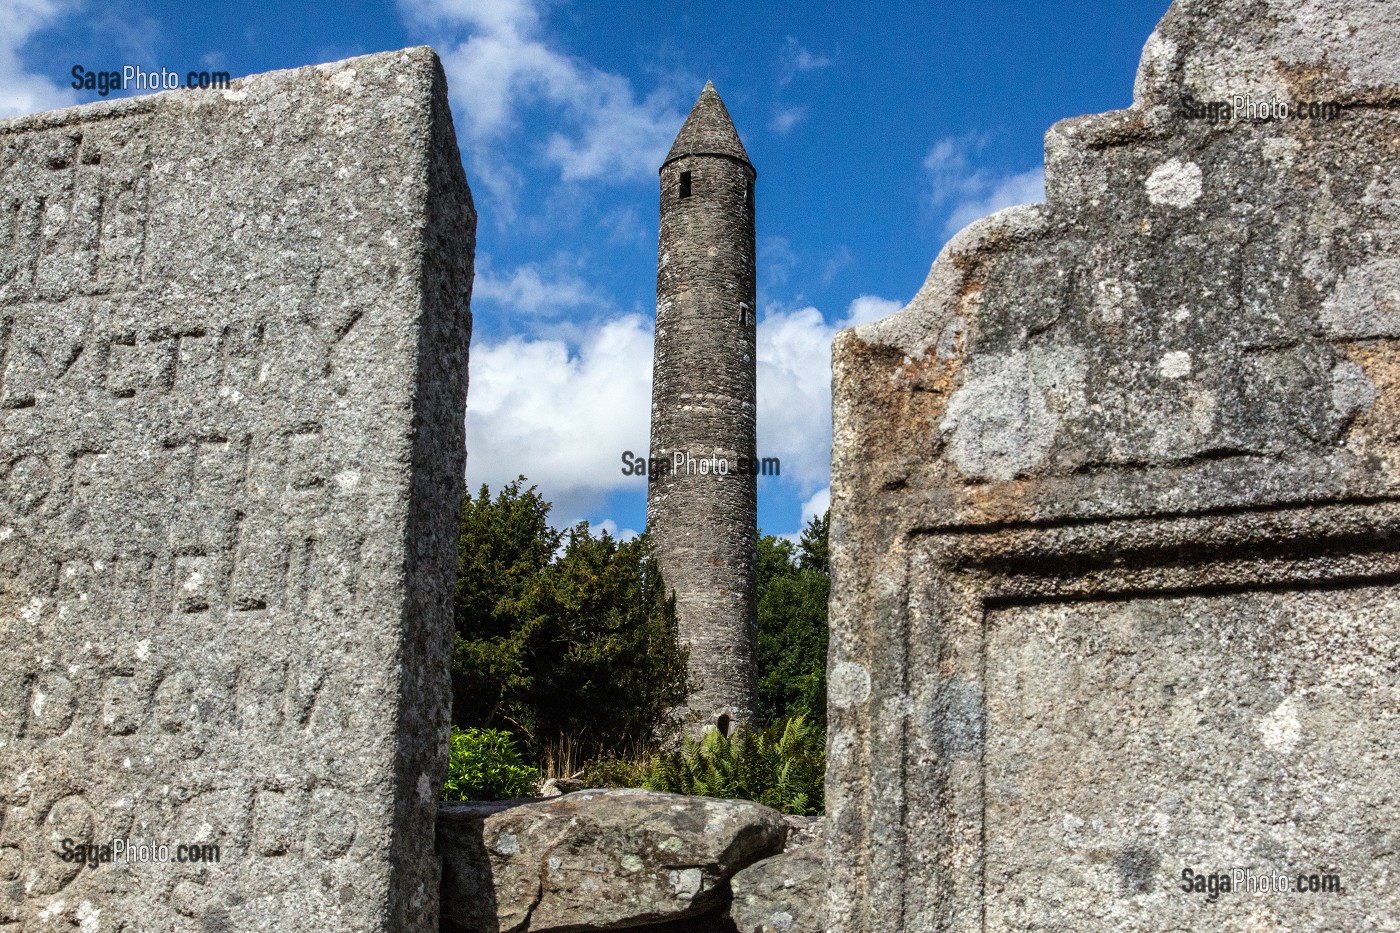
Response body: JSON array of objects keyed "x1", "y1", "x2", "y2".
[
  {"x1": 0, "y1": 48, "x2": 474, "y2": 931},
  {"x1": 829, "y1": 0, "x2": 1400, "y2": 929}
]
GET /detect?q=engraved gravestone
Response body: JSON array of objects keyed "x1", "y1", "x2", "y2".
[
  {"x1": 829, "y1": 0, "x2": 1400, "y2": 930},
  {"x1": 0, "y1": 48, "x2": 474, "y2": 930}
]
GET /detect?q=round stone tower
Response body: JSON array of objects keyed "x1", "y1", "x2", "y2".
[{"x1": 649, "y1": 82, "x2": 758, "y2": 738}]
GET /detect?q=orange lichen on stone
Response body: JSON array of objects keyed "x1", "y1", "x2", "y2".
[{"x1": 1342, "y1": 341, "x2": 1400, "y2": 449}]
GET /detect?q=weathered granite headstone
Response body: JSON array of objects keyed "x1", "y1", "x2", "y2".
[
  {"x1": 0, "y1": 47, "x2": 473, "y2": 930},
  {"x1": 830, "y1": 1, "x2": 1400, "y2": 930}
]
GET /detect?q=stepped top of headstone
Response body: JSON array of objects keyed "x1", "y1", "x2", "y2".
[
  {"x1": 835, "y1": 0, "x2": 1400, "y2": 529},
  {"x1": 828, "y1": 4, "x2": 1400, "y2": 930}
]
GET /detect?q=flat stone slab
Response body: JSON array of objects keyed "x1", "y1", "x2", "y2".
[
  {"x1": 0, "y1": 47, "x2": 473, "y2": 931},
  {"x1": 439, "y1": 789, "x2": 787, "y2": 932}
]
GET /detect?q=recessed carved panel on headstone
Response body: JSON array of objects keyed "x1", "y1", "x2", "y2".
[
  {"x1": 0, "y1": 48, "x2": 473, "y2": 931},
  {"x1": 829, "y1": 1, "x2": 1400, "y2": 930}
]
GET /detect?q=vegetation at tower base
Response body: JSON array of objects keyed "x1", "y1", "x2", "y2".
[
  {"x1": 756, "y1": 511, "x2": 831, "y2": 728},
  {"x1": 447, "y1": 478, "x2": 832, "y2": 812},
  {"x1": 643, "y1": 715, "x2": 826, "y2": 816},
  {"x1": 450, "y1": 479, "x2": 689, "y2": 763}
]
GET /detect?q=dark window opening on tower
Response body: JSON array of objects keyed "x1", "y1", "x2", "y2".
[
  {"x1": 738, "y1": 303, "x2": 753, "y2": 327},
  {"x1": 679, "y1": 171, "x2": 692, "y2": 199},
  {"x1": 716, "y1": 714, "x2": 731, "y2": 737},
  {"x1": 745, "y1": 179, "x2": 754, "y2": 213}
]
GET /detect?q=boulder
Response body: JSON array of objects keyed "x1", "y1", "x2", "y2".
[
  {"x1": 439, "y1": 788, "x2": 787, "y2": 932},
  {"x1": 729, "y1": 844, "x2": 825, "y2": 933},
  {"x1": 537, "y1": 775, "x2": 586, "y2": 798}
]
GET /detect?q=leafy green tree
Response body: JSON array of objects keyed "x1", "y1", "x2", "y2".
[
  {"x1": 451, "y1": 479, "x2": 688, "y2": 760},
  {"x1": 755, "y1": 510, "x2": 830, "y2": 727},
  {"x1": 757, "y1": 533, "x2": 798, "y2": 584},
  {"x1": 522, "y1": 525, "x2": 689, "y2": 756},
  {"x1": 451, "y1": 479, "x2": 561, "y2": 729},
  {"x1": 798, "y1": 508, "x2": 829, "y2": 574}
]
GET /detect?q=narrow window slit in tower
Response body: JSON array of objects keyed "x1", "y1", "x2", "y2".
[
  {"x1": 679, "y1": 171, "x2": 692, "y2": 199},
  {"x1": 745, "y1": 179, "x2": 754, "y2": 212}
]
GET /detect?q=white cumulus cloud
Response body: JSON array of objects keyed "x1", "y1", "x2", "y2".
[
  {"x1": 0, "y1": 0, "x2": 80, "y2": 118},
  {"x1": 465, "y1": 293, "x2": 904, "y2": 536},
  {"x1": 595, "y1": 518, "x2": 640, "y2": 542},
  {"x1": 770, "y1": 104, "x2": 807, "y2": 135},
  {"x1": 800, "y1": 487, "x2": 830, "y2": 527},
  {"x1": 756, "y1": 295, "x2": 904, "y2": 496},
  {"x1": 923, "y1": 132, "x2": 1044, "y2": 238},
  {"x1": 399, "y1": 0, "x2": 684, "y2": 208},
  {"x1": 778, "y1": 36, "x2": 832, "y2": 86},
  {"x1": 472, "y1": 262, "x2": 607, "y2": 317},
  {"x1": 465, "y1": 313, "x2": 654, "y2": 523}
]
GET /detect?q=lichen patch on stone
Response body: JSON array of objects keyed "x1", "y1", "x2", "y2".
[
  {"x1": 1159, "y1": 351, "x2": 1192, "y2": 379},
  {"x1": 1145, "y1": 158, "x2": 1203, "y2": 208}
]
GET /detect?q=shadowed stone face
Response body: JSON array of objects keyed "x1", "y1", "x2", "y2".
[
  {"x1": 829, "y1": 0, "x2": 1400, "y2": 929},
  {"x1": 649, "y1": 83, "x2": 759, "y2": 736},
  {"x1": 0, "y1": 47, "x2": 473, "y2": 931}
]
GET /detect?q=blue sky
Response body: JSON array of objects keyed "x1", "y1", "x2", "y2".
[{"x1": 4, "y1": 0, "x2": 1171, "y2": 539}]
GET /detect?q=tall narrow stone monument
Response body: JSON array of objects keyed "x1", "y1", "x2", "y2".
[
  {"x1": 649, "y1": 81, "x2": 761, "y2": 734},
  {"x1": 0, "y1": 48, "x2": 473, "y2": 931},
  {"x1": 649, "y1": 82, "x2": 760, "y2": 737},
  {"x1": 830, "y1": 1, "x2": 1400, "y2": 930}
]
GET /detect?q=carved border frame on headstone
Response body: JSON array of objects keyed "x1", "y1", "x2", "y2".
[{"x1": 856, "y1": 498, "x2": 1400, "y2": 931}]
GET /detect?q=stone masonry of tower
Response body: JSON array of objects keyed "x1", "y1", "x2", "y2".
[{"x1": 649, "y1": 82, "x2": 759, "y2": 737}]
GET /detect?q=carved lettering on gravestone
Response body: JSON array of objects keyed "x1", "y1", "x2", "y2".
[
  {"x1": 0, "y1": 46, "x2": 472, "y2": 931},
  {"x1": 0, "y1": 124, "x2": 149, "y2": 299}
]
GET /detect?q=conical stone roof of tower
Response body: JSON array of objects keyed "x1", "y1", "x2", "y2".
[{"x1": 663, "y1": 81, "x2": 753, "y2": 170}]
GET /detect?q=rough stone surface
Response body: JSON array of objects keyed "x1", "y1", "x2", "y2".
[
  {"x1": 650, "y1": 83, "x2": 760, "y2": 736},
  {"x1": 438, "y1": 789, "x2": 786, "y2": 932},
  {"x1": 829, "y1": 1, "x2": 1400, "y2": 930},
  {"x1": 730, "y1": 844, "x2": 824, "y2": 933},
  {"x1": 779, "y1": 815, "x2": 823, "y2": 852},
  {"x1": 0, "y1": 48, "x2": 474, "y2": 930}
]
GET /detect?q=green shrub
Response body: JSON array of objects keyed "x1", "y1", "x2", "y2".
[
  {"x1": 643, "y1": 715, "x2": 825, "y2": 815},
  {"x1": 443, "y1": 726, "x2": 539, "y2": 801}
]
